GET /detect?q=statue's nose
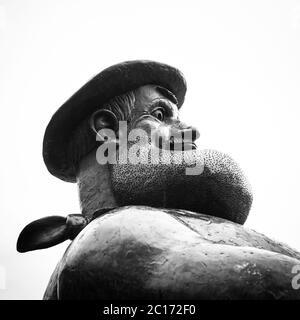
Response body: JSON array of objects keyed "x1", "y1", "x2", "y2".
[{"x1": 181, "y1": 126, "x2": 200, "y2": 142}]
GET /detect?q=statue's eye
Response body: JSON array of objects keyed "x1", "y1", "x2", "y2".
[{"x1": 152, "y1": 109, "x2": 165, "y2": 121}]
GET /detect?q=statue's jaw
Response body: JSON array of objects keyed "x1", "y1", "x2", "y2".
[
  {"x1": 111, "y1": 149, "x2": 253, "y2": 224},
  {"x1": 46, "y1": 207, "x2": 300, "y2": 300}
]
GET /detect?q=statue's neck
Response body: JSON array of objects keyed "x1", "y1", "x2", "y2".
[{"x1": 77, "y1": 150, "x2": 117, "y2": 219}]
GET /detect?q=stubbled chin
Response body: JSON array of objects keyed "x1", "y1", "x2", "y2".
[{"x1": 110, "y1": 148, "x2": 252, "y2": 225}]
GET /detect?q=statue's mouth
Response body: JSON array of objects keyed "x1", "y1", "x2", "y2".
[{"x1": 171, "y1": 141, "x2": 197, "y2": 151}]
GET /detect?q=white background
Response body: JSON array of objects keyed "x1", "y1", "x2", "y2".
[{"x1": 0, "y1": 0, "x2": 300, "y2": 299}]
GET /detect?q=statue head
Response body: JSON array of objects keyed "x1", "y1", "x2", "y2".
[{"x1": 18, "y1": 60, "x2": 252, "y2": 253}]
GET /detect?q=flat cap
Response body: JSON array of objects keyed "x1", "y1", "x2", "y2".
[{"x1": 43, "y1": 60, "x2": 187, "y2": 182}]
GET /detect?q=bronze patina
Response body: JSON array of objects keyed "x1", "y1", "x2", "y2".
[{"x1": 17, "y1": 60, "x2": 300, "y2": 299}]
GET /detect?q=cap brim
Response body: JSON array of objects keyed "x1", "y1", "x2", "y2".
[{"x1": 43, "y1": 60, "x2": 187, "y2": 182}]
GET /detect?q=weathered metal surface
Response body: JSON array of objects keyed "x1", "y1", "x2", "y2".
[
  {"x1": 44, "y1": 207, "x2": 300, "y2": 300},
  {"x1": 18, "y1": 61, "x2": 298, "y2": 300}
]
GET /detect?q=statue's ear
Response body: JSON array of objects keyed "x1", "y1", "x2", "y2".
[
  {"x1": 89, "y1": 109, "x2": 119, "y2": 142},
  {"x1": 17, "y1": 214, "x2": 87, "y2": 252}
]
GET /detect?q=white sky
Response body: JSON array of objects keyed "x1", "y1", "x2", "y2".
[{"x1": 0, "y1": 0, "x2": 300, "y2": 299}]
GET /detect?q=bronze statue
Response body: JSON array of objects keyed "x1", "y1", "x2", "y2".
[{"x1": 17, "y1": 60, "x2": 300, "y2": 299}]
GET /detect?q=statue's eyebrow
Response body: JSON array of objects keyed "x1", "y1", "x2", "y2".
[{"x1": 156, "y1": 86, "x2": 178, "y2": 105}]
